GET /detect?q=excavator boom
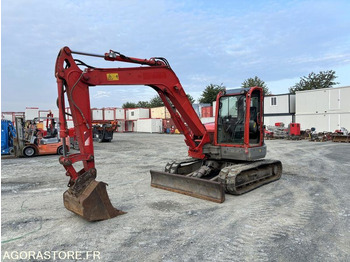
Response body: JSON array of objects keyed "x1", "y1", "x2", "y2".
[{"x1": 55, "y1": 47, "x2": 211, "y2": 220}]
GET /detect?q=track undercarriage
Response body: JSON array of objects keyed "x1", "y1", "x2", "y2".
[{"x1": 151, "y1": 158, "x2": 282, "y2": 203}]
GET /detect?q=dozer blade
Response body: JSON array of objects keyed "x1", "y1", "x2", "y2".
[
  {"x1": 63, "y1": 179, "x2": 125, "y2": 221},
  {"x1": 150, "y1": 170, "x2": 225, "y2": 203}
]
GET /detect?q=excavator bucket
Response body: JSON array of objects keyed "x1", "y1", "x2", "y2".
[
  {"x1": 150, "y1": 170, "x2": 225, "y2": 203},
  {"x1": 63, "y1": 179, "x2": 125, "y2": 221}
]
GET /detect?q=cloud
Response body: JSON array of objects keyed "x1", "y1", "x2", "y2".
[
  {"x1": 2, "y1": 0, "x2": 350, "y2": 111},
  {"x1": 93, "y1": 91, "x2": 112, "y2": 99}
]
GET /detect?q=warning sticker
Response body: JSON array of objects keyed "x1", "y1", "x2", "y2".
[{"x1": 106, "y1": 73, "x2": 119, "y2": 81}]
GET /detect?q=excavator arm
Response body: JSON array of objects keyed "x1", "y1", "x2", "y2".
[{"x1": 55, "y1": 47, "x2": 211, "y2": 220}]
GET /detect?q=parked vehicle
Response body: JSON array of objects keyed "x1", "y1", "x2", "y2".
[{"x1": 20, "y1": 114, "x2": 69, "y2": 157}]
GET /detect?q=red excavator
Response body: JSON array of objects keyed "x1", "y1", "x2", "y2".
[{"x1": 55, "y1": 47, "x2": 282, "y2": 221}]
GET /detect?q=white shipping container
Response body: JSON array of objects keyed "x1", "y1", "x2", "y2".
[
  {"x1": 115, "y1": 108, "x2": 125, "y2": 119},
  {"x1": 65, "y1": 108, "x2": 72, "y2": 120},
  {"x1": 295, "y1": 86, "x2": 350, "y2": 132},
  {"x1": 104, "y1": 108, "x2": 115, "y2": 120},
  {"x1": 264, "y1": 115, "x2": 294, "y2": 127},
  {"x1": 136, "y1": 118, "x2": 163, "y2": 133},
  {"x1": 2, "y1": 113, "x2": 14, "y2": 121},
  {"x1": 51, "y1": 109, "x2": 59, "y2": 118},
  {"x1": 2, "y1": 112, "x2": 25, "y2": 122},
  {"x1": 296, "y1": 86, "x2": 350, "y2": 114},
  {"x1": 66, "y1": 120, "x2": 74, "y2": 129},
  {"x1": 25, "y1": 107, "x2": 39, "y2": 120},
  {"x1": 39, "y1": 110, "x2": 51, "y2": 118},
  {"x1": 125, "y1": 120, "x2": 136, "y2": 132},
  {"x1": 295, "y1": 113, "x2": 350, "y2": 132},
  {"x1": 264, "y1": 94, "x2": 295, "y2": 114},
  {"x1": 125, "y1": 110, "x2": 131, "y2": 120},
  {"x1": 212, "y1": 101, "x2": 217, "y2": 117},
  {"x1": 201, "y1": 117, "x2": 215, "y2": 124},
  {"x1": 116, "y1": 120, "x2": 125, "y2": 132},
  {"x1": 126, "y1": 108, "x2": 149, "y2": 120},
  {"x1": 92, "y1": 109, "x2": 103, "y2": 121}
]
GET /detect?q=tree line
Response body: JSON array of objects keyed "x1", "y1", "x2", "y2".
[
  {"x1": 122, "y1": 70, "x2": 339, "y2": 107},
  {"x1": 122, "y1": 94, "x2": 195, "y2": 109}
]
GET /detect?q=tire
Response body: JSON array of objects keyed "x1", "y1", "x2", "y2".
[
  {"x1": 57, "y1": 146, "x2": 64, "y2": 155},
  {"x1": 23, "y1": 146, "x2": 36, "y2": 157}
]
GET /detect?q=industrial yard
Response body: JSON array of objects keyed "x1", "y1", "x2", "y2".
[
  {"x1": 3, "y1": 1, "x2": 350, "y2": 261},
  {"x1": 1, "y1": 133, "x2": 349, "y2": 261}
]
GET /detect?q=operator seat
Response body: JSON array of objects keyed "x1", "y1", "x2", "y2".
[{"x1": 249, "y1": 107, "x2": 259, "y2": 143}]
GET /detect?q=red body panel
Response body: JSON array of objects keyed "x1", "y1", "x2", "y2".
[{"x1": 204, "y1": 122, "x2": 215, "y2": 133}]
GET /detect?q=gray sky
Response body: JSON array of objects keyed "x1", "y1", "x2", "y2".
[{"x1": 2, "y1": 0, "x2": 350, "y2": 112}]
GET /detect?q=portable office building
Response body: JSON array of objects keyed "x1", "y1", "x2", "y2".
[
  {"x1": 116, "y1": 108, "x2": 126, "y2": 120},
  {"x1": 25, "y1": 107, "x2": 39, "y2": 120},
  {"x1": 126, "y1": 108, "x2": 149, "y2": 120},
  {"x1": 264, "y1": 94, "x2": 295, "y2": 126},
  {"x1": 136, "y1": 119, "x2": 163, "y2": 133},
  {"x1": 295, "y1": 86, "x2": 350, "y2": 132}
]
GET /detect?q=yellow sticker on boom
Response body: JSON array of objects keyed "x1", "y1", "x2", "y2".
[{"x1": 106, "y1": 73, "x2": 119, "y2": 81}]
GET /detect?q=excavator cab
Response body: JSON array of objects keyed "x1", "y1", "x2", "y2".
[
  {"x1": 217, "y1": 88, "x2": 262, "y2": 146},
  {"x1": 217, "y1": 92, "x2": 246, "y2": 144}
]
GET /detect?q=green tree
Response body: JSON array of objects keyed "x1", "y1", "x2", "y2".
[
  {"x1": 123, "y1": 93, "x2": 195, "y2": 109},
  {"x1": 289, "y1": 70, "x2": 339, "y2": 94},
  {"x1": 122, "y1": 102, "x2": 137, "y2": 108},
  {"x1": 136, "y1": 101, "x2": 150, "y2": 108},
  {"x1": 186, "y1": 94, "x2": 195, "y2": 104},
  {"x1": 241, "y1": 76, "x2": 270, "y2": 95},
  {"x1": 199, "y1": 84, "x2": 226, "y2": 104},
  {"x1": 149, "y1": 95, "x2": 164, "y2": 107}
]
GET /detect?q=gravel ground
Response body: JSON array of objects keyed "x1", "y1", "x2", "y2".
[{"x1": 1, "y1": 133, "x2": 350, "y2": 262}]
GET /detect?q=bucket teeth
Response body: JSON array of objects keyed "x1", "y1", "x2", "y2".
[{"x1": 63, "y1": 178, "x2": 125, "y2": 221}]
